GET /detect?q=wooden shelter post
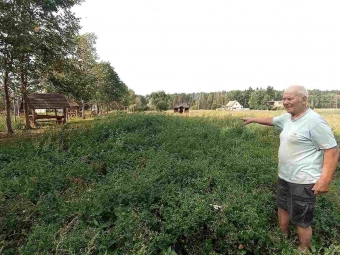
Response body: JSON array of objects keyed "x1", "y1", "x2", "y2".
[
  {"x1": 63, "y1": 108, "x2": 67, "y2": 124},
  {"x1": 31, "y1": 108, "x2": 36, "y2": 127}
]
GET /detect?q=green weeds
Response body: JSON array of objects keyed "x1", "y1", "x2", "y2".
[{"x1": 0, "y1": 113, "x2": 339, "y2": 254}]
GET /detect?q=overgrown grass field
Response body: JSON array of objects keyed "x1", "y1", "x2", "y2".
[{"x1": 0, "y1": 112, "x2": 339, "y2": 254}]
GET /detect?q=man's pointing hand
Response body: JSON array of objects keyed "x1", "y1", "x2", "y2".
[{"x1": 241, "y1": 117, "x2": 253, "y2": 125}]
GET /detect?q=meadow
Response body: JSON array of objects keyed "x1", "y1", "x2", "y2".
[
  {"x1": 168, "y1": 109, "x2": 340, "y2": 134},
  {"x1": 0, "y1": 111, "x2": 340, "y2": 254}
]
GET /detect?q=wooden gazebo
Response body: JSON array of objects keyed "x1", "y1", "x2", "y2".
[
  {"x1": 68, "y1": 101, "x2": 80, "y2": 117},
  {"x1": 174, "y1": 103, "x2": 190, "y2": 113},
  {"x1": 21, "y1": 93, "x2": 70, "y2": 125}
]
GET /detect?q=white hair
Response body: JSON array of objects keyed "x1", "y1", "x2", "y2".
[{"x1": 285, "y1": 85, "x2": 308, "y2": 98}]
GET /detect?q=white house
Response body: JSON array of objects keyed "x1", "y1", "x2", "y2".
[{"x1": 225, "y1": 100, "x2": 243, "y2": 110}]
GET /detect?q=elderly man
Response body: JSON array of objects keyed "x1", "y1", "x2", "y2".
[{"x1": 242, "y1": 85, "x2": 339, "y2": 251}]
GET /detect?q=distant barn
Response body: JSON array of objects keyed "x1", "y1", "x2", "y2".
[
  {"x1": 266, "y1": 100, "x2": 284, "y2": 110},
  {"x1": 174, "y1": 103, "x2": 190, "y2": 113},
  {"x1": 20, "y1": 93, "x2": 70, "y2": 125}
]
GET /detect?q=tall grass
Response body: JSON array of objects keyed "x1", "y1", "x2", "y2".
[
  {"x1": 0, "y1": 113, "x2": 339, "y2": 254},
  {"x1": 0, "y1": 115, "x2": 95, "y2": 137},
  {"x1": 168, "y1": 109, "x2": 340, "y2": 134}
]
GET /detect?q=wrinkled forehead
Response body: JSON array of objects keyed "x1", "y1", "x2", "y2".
[{"x1": 283, "y1": 88, "x2": 300, "y2": 98}]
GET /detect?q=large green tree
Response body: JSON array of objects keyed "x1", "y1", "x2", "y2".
[
  {"x1": 47, "y1": 33, "x2": 98, "y2": 118},
  {"x1": 48, "y1": 34, "x2": 130, "y2": 115},
  {"x1": 149, "y1": 91, "x2": 170, "y2": 111},
  {"x1": 73, "y1": 33, "x2": 98, "y2": 118},
  {"x1": 94, "y1": 61, "x2": 128, "y2": 113},
  {"x1": 0, "y1": 0, "x2": 81, "y2": 131}
]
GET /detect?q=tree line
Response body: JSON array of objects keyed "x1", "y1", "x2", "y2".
[
  {"x1": 148, "y1": 87, "x2": 340, "y2": 111},
  {"x1": 0, "y1": 0, "x2": 143, "y2": 134}
]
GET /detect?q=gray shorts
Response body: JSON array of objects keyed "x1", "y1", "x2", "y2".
[{"x1": 277, "y1": 178, "x2": 316, "y2": 228}]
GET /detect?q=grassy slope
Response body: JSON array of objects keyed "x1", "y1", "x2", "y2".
[{"x1": 0, "y1": 113, "x2": 339, "y2": 255}]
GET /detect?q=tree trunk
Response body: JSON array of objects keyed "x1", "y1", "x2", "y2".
[
  {"x1": 96, "y1": 102, "x2": 100, "y2": 115},
  {"x1": 21, "y1": 70, "x2": 31, "y2": 130},
  {"x1": 13, "y1": 98, "x2": 16, "y2": 123},
  {"x1": 16, "y1": 100, "x2": 20, "y2": 118},
  {"x1": 82, "y1": 100, "x2": 85, "y2": 119},
  {"x1": 3, "y1": 69, "x2": 14, "y2": 134},
  {"x1": 23, "y1": 91, "x2": 31, "y2": 130}
]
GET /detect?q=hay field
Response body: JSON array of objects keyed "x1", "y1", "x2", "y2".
[{"x1": 168, "y1": 109, "x2": 340, "y2": 134}]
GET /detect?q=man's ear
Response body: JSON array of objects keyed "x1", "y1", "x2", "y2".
[{"x1": 302, "y1": 96, "x2": 308, "y2": 105}]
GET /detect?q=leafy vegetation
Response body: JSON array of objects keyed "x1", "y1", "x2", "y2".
[
  {"x1": 47, "y1": 33, "x2": 130, "y2": 118},
  {"x1": 149, "y1": 91, "x2": 171, "y2": 111},
  {"x1": 1, "y1": 113, "x2": 339, "y2": 254},
  {"x1": 1, "y1": 2, "x2": 144, "y2": 134}
]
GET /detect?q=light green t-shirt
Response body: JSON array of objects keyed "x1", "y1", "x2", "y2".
[{"x1": 273, "y1": 108, "x2": 337, "y2": 184}]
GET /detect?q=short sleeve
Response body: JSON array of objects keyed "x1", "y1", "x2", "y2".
[
  {"x1": 273, "y1": 113, "x2": 289, "y2": 131},
  {"x1": 310, "y1": 121, "x2": 338, "y2": 150}
]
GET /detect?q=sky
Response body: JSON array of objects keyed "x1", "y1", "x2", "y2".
[{"x1": 73, "y1": 1, "x2": 340, "y2": 96}]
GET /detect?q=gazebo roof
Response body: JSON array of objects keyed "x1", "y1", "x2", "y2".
[
  {"x1": 174, "y1": 103, "x2": 190, "y2": 108},
  {"x1": 68, "y1": 101, "x2": 79, "y2": 107},
  {"x1": 25, "y1": 93, "x2": 70, "y2": 109}
]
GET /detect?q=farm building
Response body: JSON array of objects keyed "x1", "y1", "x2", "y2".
[
  {"x1": 68, "y1": 101, "x2": 80, "y2": 117},
  {"x1": 174, "y1": 103, "x2": 190, "y2": 113},
  {"x1": 20, "y1": 93, "x2": 70, "y2": 125},
  {"x1": 225, "y1": 100, "x2": 243, "y2": 110},
  {"x1": 266, "y1": 100, "x2": 284, "y2": 110}
]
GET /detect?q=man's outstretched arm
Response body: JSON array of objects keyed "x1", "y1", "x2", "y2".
[{"x1": 241, "y1": 117, "x2": 274, "y2": 126}]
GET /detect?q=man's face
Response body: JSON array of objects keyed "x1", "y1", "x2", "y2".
[{"x1": 282, "y1": 89, "x2": 306, "y2": 115}]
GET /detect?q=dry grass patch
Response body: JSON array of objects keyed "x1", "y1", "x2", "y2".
[{"x1": 167, "y1": 109, "x2": 340, "y2": 134}]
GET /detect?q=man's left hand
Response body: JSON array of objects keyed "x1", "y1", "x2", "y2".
[{"x1": 312, "y1": 179, "x2": 330, "y2": 195}]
